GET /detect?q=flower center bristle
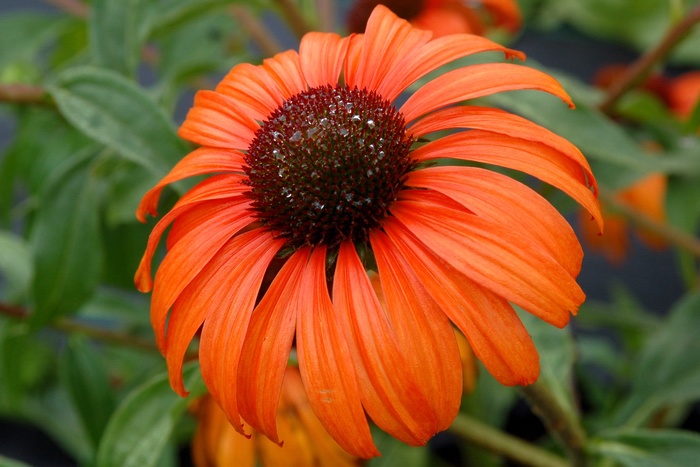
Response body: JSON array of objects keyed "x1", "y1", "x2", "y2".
[{"x1": 244, "y1": 84, "x2": 414, "y2": 250}]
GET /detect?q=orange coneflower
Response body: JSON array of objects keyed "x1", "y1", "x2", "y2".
[
  {"x1": 666, "y1": 70, "x2": 700, "y2": 120},
  {"x1": 347, "y1": 0, "x2": 522, "y2": 37},
  {"x1": 136, "y1": 5, "x2": 600, "y2": 458},
  {"x1": 191, "y1": 366, "x2": 361, "y2": 467}
]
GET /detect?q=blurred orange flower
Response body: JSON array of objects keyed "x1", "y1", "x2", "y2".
[
  {"x1": 191, "y1": 367, "x2": 362, "y2": 467},
  {"x1": 347, "y1": 0, "x2": 522, "y2": 36},
  {"x1": 665, "y1": 70, "x2": 700, "y2": 120},
  {"x1": 136, "y1": 5, "x2": 599, "y2": 457}
]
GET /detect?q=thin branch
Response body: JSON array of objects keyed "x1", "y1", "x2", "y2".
[
  {"x1": 273, "y1": 0, "x2": 314, "y2": 37},
  {"x1": 0, "y1": 84, "x2": 51, "y2": 106},
  {"x1": 41, "y1": 0, "x2": 89, "y2": 18},
  {"x1": 230, "y1": 5, "x2": 285, "y2": 58},
  {"x1": 600, "y1": 187, "x2": 700, "y2": 258},
  {"x1": 0, "y1": 302, "x2": 159, "y2": 354},
  {"x1": 599, "y1": 4, "x2": 700, "y2": 113},
  {"x1": 449, "y1": 413, "x2": 569, "y2": 467},
  {"x1": 520, "y1": 380, "x2": 588, "y2": 467}
]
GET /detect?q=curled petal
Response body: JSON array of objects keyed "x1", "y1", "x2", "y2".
[
  {"x1": 379, "y1": 35, "x2": 524, "y2": 102},
  {"x1": 400, "y1": 63, "x2": 574, "y2": 124},
  {"x1": 407, "y1": 166, "x2": 582, "y2": 276},
  {"x1": 382, "y1": 217, "x2": 539, "y2": 385},
  {"x1": 333, "y1": 240, "x2": 438, "y2": 445},
  {"x1": 300, "y1": 33, "x2": 350, "y2": 88},
  {"x1": 411, "y1": 130, "x2": 602, "y2": 231},
  {"x1": 136, "y1": 147, "x2": 246, "y2": 222},
  {"x1": 370, "y1": 230, "x2": 462, "y2": 430},
  {"x1": 296, "y1": 246, "x2": 379, "y2": 458},
  {"x1": 237, "y1": 249, "x2": 309, "y2": 444},
  {"x1": 178, "y1": 90, "x2": 259, "y2": 149},
  {"x1": 196, "y1": 229, "x2": 284, "y2": 435}
]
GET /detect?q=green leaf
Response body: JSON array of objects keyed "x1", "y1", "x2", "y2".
[
  {"x1": 0, "y1": 12, "x2": 68, "y2": 72},
  {"x1": 591, "y1": 429, "x2": 700, "y2": 467},
  {"x1": 60, "y1": 335, "x2": 117, "y2": 452},
  {"x1": 95, "y1": 365, "x2": 205, "y2": 467},
  {"x1": 367, "y1": 424, "x2": 429, "y2": 467},
  {"x1": 0, "y1": 455, "x2": 33, "y2": 467},
  {"x1": 48, "y1": 66, "x2": 189, "y2": 178},
  {"x1": 89, "y1": 0, "x2": 152, "y2": 76},
  {"x1": 29, "y1": 162, "x2": 103, "y2": 327},
  {"x1": 149, "y1": 0, "x2": 235, "y2": 34},
  {"x1": 612, "y1": 293, "x2": 700, "y2": 428},
  {"x1": 0, "y1": 231, "x2": 33, "y2": 301}
]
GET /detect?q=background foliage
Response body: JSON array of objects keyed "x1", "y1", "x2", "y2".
[{"x1": 1, "y1": 0, "x2": 700, "y2": 466}]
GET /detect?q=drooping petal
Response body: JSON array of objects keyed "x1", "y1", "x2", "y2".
[
  {"x1": 261, "y1": 50, "x2": 307, "y2": 102},
  {"x1": 296, "y1": 246, "x2": 379, "y2": 458},
  {"x1": 411, "y1": 130, "x2": 602, "y2": 230},
  {"x1": 370, "y1": 230, "x2": 462, "y2": 431},
  {"x1": 378, "y1": 35, "x2": 524, "y2": 102},
  {"x1": 406, "y1": 166, "x2": 583, "y2": 276},
  {"x1": 408, "y1": 105, "x2": 593, "y2": 182},
  {"x1": 400, "y1": 63, "x2": 574, "y2": 124},
  {"x1": 392, "y1": 191, "x2": 584, "y2": 327},
  {"x1": 482, "y1": 0, "x2": 523, "y2": 33},
  {"x1": 237, "y1": 249, "x2": 308, "y2": 444},
  {"x1": 215, "y1": 62, "x2": 289, "y2": 121},
  {"x1": 178, "y1": 90, "x2": 259, "y2": 150},
  {"x1": 382, "y1": 217, "x2": 539, "y2": 385},
  {"x1": 299, "y1": 33, "x2": 350, "y2": 88},
  {"x1": 134, "y1": 175, "x2": 249, "y2": 291},
  {"x1": 333, "y1": 240, "x2": 438, "y2": 446},
  {"x1": 165, "y1": 229, "x2": 284, "y2": 397},
  {"x1": 195, "y1": 229, "x2": 284, "y2": 435},
  {"x1": 136, "y1": 147, "x2": 246, "y2": 222},
  {"x1": 149, "y1": 199, "x2": 254, "y2": 350},
  {"x1": 348, "y1": 5, "x2": 432, "y2": 93}
]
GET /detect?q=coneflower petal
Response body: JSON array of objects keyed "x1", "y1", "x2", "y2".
[
  {"x1": 196, "y1": 229, "x2": 284, "y2": 435},
  {"x1": 400, "y1": 63, "x2": 574, "y2": 124},
  {"x1": 300, "y1": 33, "x2": 350, "y2": 88},
  {"x1": 296, "y1": 246, "x2": 379, "y2": 458},
  {"x1": 370, "y1": 230, "x2": 462, "y2": 431},
  {"x1": 382, "y1": 217, "x2": 540, "y2": 385},
  {"x1": 333, "y1": 240, "x2": 438, "y2": 446},
  {"x1": 237, "y1": 249, "x2": 307, "y2": 444},
  {"x1": 393, "y1": 191, "x2": 584, "y2": 327}
]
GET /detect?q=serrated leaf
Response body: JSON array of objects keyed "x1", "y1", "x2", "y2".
[
  {"x1": 591, "y1": 429, "x2": 700, "y2": 467},
  {"x1": 612, "y1": 293, "x2": 700, "y2": 428},
  {"x1": 95, "y1": 365, "x2": 205, "y2": 467},
  {"x1": 29, "y1": 162, "x2": 103, "y2": 326},
  {"x1": 0, "y1": 231, "x2": 33, "y2": 301},
  {"x1": 60, "y1": 335, "x2": 117, "y2": 452},
  {"x1": 48, "y1": 66, "x2": 188, "y2": 178},
  {"x1": 89, "y1": 0, "x2": 152, "y2": 76}
]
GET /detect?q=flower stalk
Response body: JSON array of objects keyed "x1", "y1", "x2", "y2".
[
  {"x1": 273, "y1": 0, "x2": 314, "y2": 36},
  {"x1": 599, "y1": 3, "x2": 700, "y2": 113},
  {"x1": 449, "y1": 412, "x2": 569, "y2": 467},
  {"x1": 230, "y1": 5, "x2": 285, "y2": 57},
  {"x1": 0, "y1": 84, "x2": 50, "y2": 106},
  {"x1": 520, "y1": 380, "x2": 588, "y2": 467}
]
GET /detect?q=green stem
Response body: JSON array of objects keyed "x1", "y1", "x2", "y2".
[
  {"x1": 449, "y1": 413, "x2": 569, "y2": 467},
  {"x1": 520, "y1": 380, "x2": 588, "y2": 467},
  {"x1": 599, "y1": 3, "x2": 700, "y2": 113},
  {"x1": 599, "y1": 187, "x2": 700, "y2": 258}
]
